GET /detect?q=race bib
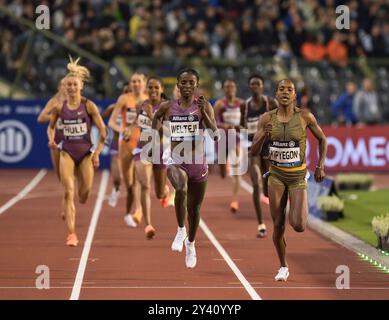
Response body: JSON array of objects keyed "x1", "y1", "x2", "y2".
[
  {"x1": 269, "y1": 140, "x2": 301, "y2": 167},
  {"x1": 247, "y1": 116, "x2": 259, "y2": 135},
  {"x1": 126, "y1": 109, "x2": 137, "y2": 125},
  {"x1": 63, "y1": 118, "x2": 88, "y2": 138},
  {"x1": 222, "y1": 108, "x2": 241, "y2": 126},
  {"x1": 138, "y1": 112, "x2": 152, "y2": 130},
  {"x1": 169, "y1": 115, "x2": 200, "y2": 142}
]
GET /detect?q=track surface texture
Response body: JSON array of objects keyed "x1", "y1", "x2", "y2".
[{"x1": 0, "y1": 169, "x2": 388, "y2": 300}]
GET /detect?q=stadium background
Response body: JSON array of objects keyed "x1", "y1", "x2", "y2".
[{"x1": 0, "y1": 0, "x2": 388, "y2": 171}]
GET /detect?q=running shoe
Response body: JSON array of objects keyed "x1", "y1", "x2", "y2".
[
  {"x1": 132, "y1": 209, "x2": 143, "y2": 225},
  {"x1": 230, "y1": 201, "x2": 239, "y2": 213},
  {"x1": 257, "y1": 223, "x2": 267, "y2": 238},
  {"x1": 124, "y1": 214, "x2": 137, "y2": 227},
  {"x1": 145, "y1": 225, "x2": 156, "y2": 239},
  {"x1": 185, "y1": 239, "x2": 197, "y2": 268},
  {"x1": 275, "y1": 267, "x2": 289, "y2": 281},
  {"x1": 171, "y1": 227, "x2": 187, "y2": 252},
  {"x1": 108, "y1": 188, "x2": 120, "y2": 208},
  {"x1": 66, "y1": 233, "x2": 79, "y2": 247}
]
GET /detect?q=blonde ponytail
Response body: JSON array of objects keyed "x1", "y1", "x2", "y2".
[{"x1": 66, "y1": 55, "x2": 90, "y2": 83}]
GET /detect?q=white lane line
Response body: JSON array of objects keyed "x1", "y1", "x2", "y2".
[
  {"x1": 199, "y1": 218, "x2": 262, "y2": 300},
  {"x1": 2, "y1": 286, "x2": 388, "y2": 290},
  {"x1": 69, "y1": 170, "x2": 109, "y2": 300},
  {"x1": 0, "y1": 169, "x2": 47, "y2": 215},
  {"x1": 239, "y1": 178, "x2": 253, "y2": 193}
]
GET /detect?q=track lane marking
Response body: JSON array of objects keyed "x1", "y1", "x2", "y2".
[
  {"x1": 0, "y1": 169, "x2": 47, "y2": 215},
  {"x1": 199, "y1": 218, "x2": 262, "y2": 300},
  {"x1": 69, "y1": 170, "x2": 109, "y2": 300}
]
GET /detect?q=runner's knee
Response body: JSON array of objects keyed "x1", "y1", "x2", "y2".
[
  {"x1": 290, "y1": 219, "x2": 305, "y2": 232},
  {"x1": 273, "y1": 220, "x2": 285, "y2": 233},
  {"x1": 78, "y1": 189, "x2": 90, "y2": 204},
  {"x1": 64, "y1": 188, "x2": 74, "y2": 202}
]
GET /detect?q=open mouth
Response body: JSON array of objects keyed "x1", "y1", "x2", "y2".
[{"x1": 281, "y1": 96, "x2": 289, "y2": 102}]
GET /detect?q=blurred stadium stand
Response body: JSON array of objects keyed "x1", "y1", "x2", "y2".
[{"x1": 0, "y1": 0, "x2": 388, "y2": 124}]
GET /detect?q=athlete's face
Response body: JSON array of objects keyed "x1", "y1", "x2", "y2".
[
  {"x1": 147, "y1": 79, "x2": 163, "y2": 101},
  {"x1": 249, "y1": 78, "x2": 263, "y2": 96},
  {"x1": 65, "y1": 76, "x2": 82, "y2": 97},
  {"x1": 276, "y1": 80, "x2": 296, "y2": 107},
  {"x1": 223, "y1": 81, "x2": 237, "y2": 98},
  {"x1": 130, "y1": 74, "x2": 146, "y2": 95},
  {"x1": 177, "y1": 73, "x2": 198, "y2": 98}
]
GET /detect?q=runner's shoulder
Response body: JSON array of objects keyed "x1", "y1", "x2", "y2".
[
  {"x1": 158, "y1": 100, "x2": 171, "y2": 114},
  {"x1": 259, "y1": 111, "x2": 272, "y2": 124}
]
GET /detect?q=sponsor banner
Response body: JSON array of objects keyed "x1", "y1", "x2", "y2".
[
  {"x1": 307, "y1": 172, "x2": 335, "y2": 218},
  {"x1": 0, "y1": 99, "x2": 114, "y2": 169},
  {"x1": 307, "y1": 126, "x2": 389, "y2": 172}
]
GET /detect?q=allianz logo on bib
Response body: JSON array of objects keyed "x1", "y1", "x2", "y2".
[{"x1": 0, "y1": 120, "x2": 33, "y2": 163}]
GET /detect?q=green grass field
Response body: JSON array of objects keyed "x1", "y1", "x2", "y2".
[{"x1": 329, "y1": 188, "x2": 389, "y2": 247}]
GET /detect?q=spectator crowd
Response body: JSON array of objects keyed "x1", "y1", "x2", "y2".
[{"x1": 1, "y1": 0, "x2": 388, "y2": 65}]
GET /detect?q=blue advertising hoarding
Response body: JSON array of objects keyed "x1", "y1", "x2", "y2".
[{"x1": 0, "y1": 99, "x2": 114, "y2": 169}]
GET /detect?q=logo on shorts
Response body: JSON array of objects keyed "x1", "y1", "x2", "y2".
[
  {"x1": 188, "y1": 115, "x2": 195, "y2": 121},
  {"x1": 0, "y1": 120, "x2": 33, "y2": 163},
  {"x1": 289, "y1": 141, "x2": 295, "y2": 147},
  {"x1": 77, "y1": 118, "x2": 83, "y2": 123},
  {"x1": 201, "y1": 170, "x2": 208, "y2": 177}
]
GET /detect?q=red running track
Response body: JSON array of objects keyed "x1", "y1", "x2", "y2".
[{"x1": 0, "y1": 169, "x2": 388, "y2": 300}]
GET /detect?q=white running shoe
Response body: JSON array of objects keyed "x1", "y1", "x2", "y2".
[
  {"x1": 124, "y1": 214, "x2": 137, "y2": 228},
  {"x1": 108, "y1": 189, "x2": 120, "y2": 207},
  {"x1": 275, "y1": 267, "x2": 289, "y2": 281},
  {"x1": 171, "y1": 227, "x2": 187, "y2": 252},
  {"x1": 185, "y1": 239, "x2": 197, "y2": 268}
]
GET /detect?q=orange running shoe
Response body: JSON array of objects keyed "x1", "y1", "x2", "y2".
[
  {"x1": 160, "y1": 185, "x2": 170, "y2": 208},
  {"x1": 145, "y1": 225, "x2": 156, "y2": 239},
  {"x1": 132, "y1": 209, "x2": 143, "y2": 224},
  {"x1": 66, "y1": 233, "x2": 79, "y2": 247},
  {"x1": 230, "y1": 201, "x2": 239, "y2": 213}
]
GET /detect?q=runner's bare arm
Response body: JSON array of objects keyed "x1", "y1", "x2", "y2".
[
  {"x1": 38, "y1": 97, "x2": 57, "y2": 123},
  {"x1": 151, "y1": 100, "x2": 170, "y2": 138},
  {"x1": 86, "y1": 100, "x2": 107, "y2": 168},
  {"x1": 239, "y1": 100, "x2": 247, "y2": 128},
  {"x1": 108, "y1": 95, "x2": 126, "y2": 133},
  {"x1": 214, "y1": 100, "x2": 232, "y2": 130},
  {"x1": 303, "y1": 111, "x2": 327, "y2": 182},
  {"x1": 250, "y1": 113, "x2": 272, "y2": 156},
  {"x1": 198, "y1": 97, "x2": 220, "y2": 141},
  {"x1": 47, "y1": 104, "x2": 60, "y2": 149},
  {"x1": 101, "y1": 103, "x2": 115, "y2": 119},
  {"x1": 268, "y1": 96, "x2": 279, "y2": 110}
]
